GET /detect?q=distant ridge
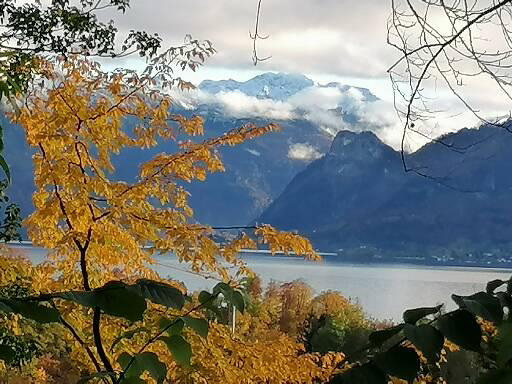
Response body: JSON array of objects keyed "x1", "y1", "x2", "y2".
[{"x1": 257, "y1": 124, "x2": 512, "y2": 253}]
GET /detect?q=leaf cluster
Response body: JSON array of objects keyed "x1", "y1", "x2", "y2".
[{"x1": 333, "y1": 278, "x2": 512, "y2": 383}]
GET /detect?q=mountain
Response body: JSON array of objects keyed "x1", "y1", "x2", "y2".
[
  {"x1": 3, "y1": 72, "x2": 378, "y2": 229},
  {"x1": 199, "y1": 72, "x2": 314, "y2": 100},
  {"x1": 256, "y1": 131, "x2": 405, "y2": 233},
  {"x1": 257, "y1": 125, "x2": 512, "y2": 254}
]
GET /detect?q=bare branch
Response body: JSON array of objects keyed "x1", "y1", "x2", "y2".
[
  {"x1": 389, "y1": 0, "x2": 512, "y2": 179},
  {"x1": 250, "y1": 0, "x2": 272, "y2": 65}
]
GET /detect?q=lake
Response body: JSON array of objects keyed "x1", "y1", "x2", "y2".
[{"x1": 12, "y1": 244, "x2": 512, "y2": 321}]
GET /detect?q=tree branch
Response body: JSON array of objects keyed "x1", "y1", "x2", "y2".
[
  {"x1": 250, "y1": 0, "x2": 271, "y2": 65},
  {"x1": 93, "y1": 308, "x2": 115, "y2": 377}
]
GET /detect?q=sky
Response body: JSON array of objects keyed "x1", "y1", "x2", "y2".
[
  {"x1": 106, "y1": 0, "x2": 395, "y2": 99},
  {"x1": 102, "y1": 0, "x2": 512, "y2": 150}
]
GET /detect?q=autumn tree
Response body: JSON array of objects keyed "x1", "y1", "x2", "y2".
[
  {"x1": 0, "y1": 48, "x2": 340, "y2": 383},
  {"x1": 0, "y1": 0, "x2": 174, "y2": 243}
]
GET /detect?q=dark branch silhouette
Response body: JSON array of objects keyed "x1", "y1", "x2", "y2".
[
  {"x1": 250, "y1": 0, "x2": 272, "y2": 65},
  {"x1": 389, "y1": 0, "x2": 512, "y2": 179}
]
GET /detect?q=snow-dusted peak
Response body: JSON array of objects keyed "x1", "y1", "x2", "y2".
[{"x1": 198, "y1": 72, "x2": 314, "y2": 101}]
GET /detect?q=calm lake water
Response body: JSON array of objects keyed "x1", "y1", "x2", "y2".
[{"x1": 13, "y1": 244, "x2": 512, "y2": 321}]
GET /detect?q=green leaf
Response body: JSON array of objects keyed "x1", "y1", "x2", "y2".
[
  {"x1": 6, "y1": 73, "x2": 23, "y2": 94},
  {"x1": 0, "y1": 124, "x2": 4, "y2": 152},
  {"x1": 404, "y1": 324, "x2": 444, "y2": 362},
  {"x1": 118, "y1": 352, "x2": 132, "y2": 371},
  {"x1": 118, "y1": 352, "x2": 167, "y2": 384},
  {"x1": 437, "y1": 310, "x2": 481, "y2": 352},
  {"x1": 452, "y1": 292, "x2": 503, "y2": 324},
  {"x1": 183, "y1": 316, "x2": 209, "y2": 338},
  {"x1": 331, "y1": 363, "x2": 387, "y2": 384},
  {"x1": 198, "y1": 291, "x2": 213, "y2": 305},
  {"x1": 135, "y1": 352, "x2": 167, "y2": 384},
  {"x1": 159, "y1": 317, "x2": 185, "y2": 336},
  {"x1": 110, "y1": 327, "x2": 149, "y2": 352},
  {"x1": 160, "y1": 335, "x2": 192, "y2": 366},
  {"x1": 0, "y1": 301, "x2": 13, "y2": 313},
  {"x1": 477, "y1": 368, "x2": 512, "y2": 384},
  {"x1": 212, "y1": 282, "x2": 232, "y2": 297},
  {"x1": 231, "y1": 291, "x2": 245, "y2": 314},
  {"x1": 374, "y1": 346, "x2": 420, "y2": 382},
  {"x1": 134, "y1": 279, "x2": 185, "y2": 309},
  {"x1": 496, "y1": 292, "x2": 512, "y2": 309},
  {"x1": 507, "y1": 278, "x2": 512, "y2": 296},
  {"x1": 403, "y1": 305, "x2": 442, "y2": 324},
  {"x1": 369, "y1": 324, "x2": 404, "y2": 347},
  {"x1": 0, "y1": 154, "x2": 10, "y2": 183},
  {"x1": 56, "y1": 281, "x2": 147, "y2": 322},
  {"x1": 14, "y1": 301, "x2": 60, "y2": 323},
  {"x1": 212, "y1": 283, "x2": 244, "y2": 313},
  {"x1": 487, "y1": 279, "x2": 506, "y2": 294},
  {"x1": 0, "y1": 345, "x2": 15, "y2": 363},
  {"x1": 0, "y1": 299, "x2": 60, "y2": 323},
  {"x1": 497, "y1": 322, "x2": 512, "y2": 367}
]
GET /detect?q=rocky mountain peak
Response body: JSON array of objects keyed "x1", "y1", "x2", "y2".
[{"x1": 329, "y1": 130, "x2": 390, "y2": 161}]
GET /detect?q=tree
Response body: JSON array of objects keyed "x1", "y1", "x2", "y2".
[
  {"x1": 0, "y1": 0, "x2": 176, "y2": 241},
  {"x1": 0, "y1": 0, "x2": 168, "y2": 170},
  {"x1": 389, "y1": 0, "x2": 512, "y2": 173},
  {"x1": 0, "y1": 53, "x2": 328, "y2": 383}
]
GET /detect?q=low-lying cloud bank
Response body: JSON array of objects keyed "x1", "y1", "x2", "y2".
[
  {"x1": 171, "y1": 79, "x2": 497, "y2": 156},
  {"x1": 171, "y1": 82, "x2": 399, "y2": 137}
]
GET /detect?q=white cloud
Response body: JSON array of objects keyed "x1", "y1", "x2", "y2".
[
  {"x1": 171, "y1": 88, "x2": 296, "y2": 120},
  {"x1": 215, "y1": 91, "x2": 296, "y2": 120},
  {"x1": 289, "y1": 86, "x2": 344, "y2": 110},
  {"x1": 171, "y1": 82, "x2": 363, "y2": 135},
  {"x1": 287, "y1": 143, "x2": 323, "y2": 161},
  {"x1": 172, "y1": 76, "x2": 507, "y2": 153},
  {"x1": 105, "y1": 0, "x2": 394, "y2": 78}
]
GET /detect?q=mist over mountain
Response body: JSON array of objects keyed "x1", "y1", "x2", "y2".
[
  {"x1": 257, "y1": 124, "x2": 512, "y2": 255},
  {"x1": 9, "y1": 70, "x2": 511, "y2": 257},
  {"x1": 4, "y1": 72, "x2": 381, "y2": 228}
]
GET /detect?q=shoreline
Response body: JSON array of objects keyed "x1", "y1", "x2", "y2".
[{"x1": 7, "y1": 242, "x2": 512, "y2": 272}]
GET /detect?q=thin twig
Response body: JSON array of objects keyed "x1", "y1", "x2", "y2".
[{"x1": 250, "y1": 0, "x2": 271, "y2": 65}]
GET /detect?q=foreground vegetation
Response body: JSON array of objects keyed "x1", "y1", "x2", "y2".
[
  {"x1": 0, "y1": 2, "x2": 510, "y2": 381},
  {"x1": 0, "y1": 52, "x2": 507, "y2": 383}
]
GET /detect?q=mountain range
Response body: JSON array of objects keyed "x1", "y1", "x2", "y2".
[
  {"x1": 5, "y1": 71, "x2": 512, "y2": 261},
  {"x1": 4, "y1": 72, "x2": 377, "y2": 228},
  {"x1": 257, "y1": 125, "x2": 512, "y2": 256}
]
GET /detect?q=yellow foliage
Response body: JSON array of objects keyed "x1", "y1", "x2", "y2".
[
  {"x1": 0, "y1": 56, "x2": 331, "y2": 383},
  {"x1": 171, "y1": 324, "x2": 339, "y2": 384}
]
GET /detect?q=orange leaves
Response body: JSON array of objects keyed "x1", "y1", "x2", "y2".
[
  {"x1": 222, "y1": 234, "x2": 257, "y2": 264},
  {"x1": 179, "y1": 323, "x2": 330, "y2": 384},
  {"x1": 255, "y1": 225, "x2": 321, "y2": 260},
  {"x1": 6, "y1": 55, "x2": 333, "y2": 383},
  {"x1": 168, "y1": 114, "x2": 205, "y2": 136},
  {"x1": 138, "y1": 123, "x2": 279, "y2": 185}
]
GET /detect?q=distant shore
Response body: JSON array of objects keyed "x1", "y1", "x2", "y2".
[{"x1": 7, "y1": 241, "x2": 512, "y2": 271}]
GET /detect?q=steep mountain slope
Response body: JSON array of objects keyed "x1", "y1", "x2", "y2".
[
  {"x1": 257, "y1": 125, "x2": 512, "y2": 252},
  {"x1": 257, "y1": 131, "x2": 406, "y2": 232}
]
